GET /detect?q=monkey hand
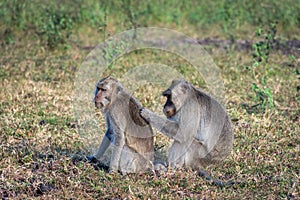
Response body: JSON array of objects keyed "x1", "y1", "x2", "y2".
[
  {"x1": 140, "y1": 108, "x2": 152, "y2": 122},
  {"x1": 86, "y1": 155, "x2": 99, "y2": 163}
]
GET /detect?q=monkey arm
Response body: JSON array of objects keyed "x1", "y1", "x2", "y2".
[
  {"x1": 93, "y1": 129, "x2": 114, "y2": 159},
  {"x1": 93, "y1": 116, "x2": 115, "y2": 159},
  {"x1": 109, "y1": 125, "x2": 125, "y2": 172},
  {"x1": 141, "y1": 108, "x2": 183, "y2": 142}
]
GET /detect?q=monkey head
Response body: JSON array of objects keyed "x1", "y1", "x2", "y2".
[
  {"x1": 94, "y1": 76, "x2": 121, "y2": 110},
  {"x1": 162, "y1": 79, "x2": 191, "y2": 118}
]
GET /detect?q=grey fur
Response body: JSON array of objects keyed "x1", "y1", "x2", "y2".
[
  {"x1": 92, "y1": 76, "x2": 154, "y2": 174},
  {"x1": 141, "y1": 79, "x2": 233, "y2": 170}
]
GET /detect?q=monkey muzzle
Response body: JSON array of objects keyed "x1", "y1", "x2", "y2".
[
  {"x1": 95, "y1": 97, "x2": 110, "y2": 109},
  {"x1": 95, "y1": 101, "x2": 104, "y2": 109},
  {"x1": 163, "y1": 105, "x2": 176, "y2": 118},
  {"x1": 163, "y1": 98, "x2": 176, "y2": 118}
]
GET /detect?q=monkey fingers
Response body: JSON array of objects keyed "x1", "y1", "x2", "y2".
[{"x1": 140, "y1": 108, "x2": 151, "y2": 121}]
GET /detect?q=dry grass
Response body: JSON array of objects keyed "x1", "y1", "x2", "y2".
[{"x1": 1, "y1": 25, "x2": 299, "y2": 199}]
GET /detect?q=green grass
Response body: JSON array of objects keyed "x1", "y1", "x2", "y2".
[{"x1": 1, "y1": 0, "x2": 299, "y2": 199}]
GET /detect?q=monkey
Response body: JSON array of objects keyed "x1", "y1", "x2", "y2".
[
  {"x1": 140, "y1": 79, "x2": 233, "y2": 171},
  {"x1": 87, "y1": 76, "x2": 154, "y2": 174}
]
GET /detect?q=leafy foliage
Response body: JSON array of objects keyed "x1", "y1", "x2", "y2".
[
  {"x1": 251, "y1": 83, "x2": 274, "y2": 109},
  {"x1": 38, "y1": 9, "x2": 73, "y2": 48},
  {"x1": 252, "y1": 22, "x2": 277, "y2": 63},
  {"x1": 1, "y1": 0, "x2": 299, "y2": 47}
]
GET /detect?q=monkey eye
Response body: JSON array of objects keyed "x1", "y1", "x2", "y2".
[{"x1": 97, "y1": 87, "x2": 107, "y2": 92}]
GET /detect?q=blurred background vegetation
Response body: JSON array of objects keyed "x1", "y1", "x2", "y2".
[{"x1": 1, "y1": 0, "x2": 299, "y2": 47}]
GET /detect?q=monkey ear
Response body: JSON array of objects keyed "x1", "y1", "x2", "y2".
[
  {"x1": 106, "y1": 75, "x2": 114, "y2": 80},
  {"x1": 180, "y1": 81, "x2": 191, "y2": 94},
  {"x1": 116, "y1": 83, "x2": 123, "y2": 93},
  {"x1": 108, "y1": 76, "x2": 119, "y2": 83}
]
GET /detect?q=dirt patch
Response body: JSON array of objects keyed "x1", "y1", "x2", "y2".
[
  {"x1": 81, "y1": 38, "x2": 299, "y2": 55},
  {"x1": 197, "y1": 38, "x2": 300, "y2": 55}
]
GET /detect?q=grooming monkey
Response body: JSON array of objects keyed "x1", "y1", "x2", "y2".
[
  {"x1": 140, "y1": 79, "x2": 233, "y2": 171},
  {"x1": 88, "y1": 76, "x2": 154, "y2": 173}
]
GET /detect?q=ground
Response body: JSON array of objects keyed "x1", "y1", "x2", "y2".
[{"x1": 0, "y1": 1, "x2": 299, "y2": 199}]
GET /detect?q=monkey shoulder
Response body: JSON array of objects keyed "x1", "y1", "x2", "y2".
[{"x1": 193, "y1": 88, "x2": 211, "y2": 105}]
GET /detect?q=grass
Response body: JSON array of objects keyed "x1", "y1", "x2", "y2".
[{"x1": 1, "y1": 0, "x2": 299, "y2": 199}]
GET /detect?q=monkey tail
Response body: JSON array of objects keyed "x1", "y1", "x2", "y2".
[{"x1": 198, "y1": 170, "x2": 236, "y2": 188}]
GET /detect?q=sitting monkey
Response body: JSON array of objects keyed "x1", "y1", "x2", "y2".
[
  {"x1": 88, "y1": 76, "x2": 154, "y2": 173},
  {"x1": 141, "y1": 79, "x2": 233, "y2": 171}
]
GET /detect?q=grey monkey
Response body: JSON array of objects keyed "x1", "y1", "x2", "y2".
[
  {"x1": 88, "y1": 76, "x2": 154, "y2": 173},
  {"x1": 140, "y1": 79, "x2": 233, "y2": 171}
]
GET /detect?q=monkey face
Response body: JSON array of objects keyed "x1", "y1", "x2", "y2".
[
  {"x1": 162, "y1": 80, "x2": 191, "y2": 118},
  {"x1": 94, "y1": 84, "x2": 110, "y2": 109},
  {"x1": 94, "y1": 79, "x2": 114, "y2": 109},
  {"x1": 94, "y1": 76, "x2": 123, "y2": 110}
]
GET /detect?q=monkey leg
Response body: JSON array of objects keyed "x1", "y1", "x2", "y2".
[
  {"x1": 119, "y1": 146, "x2": 153, "y2": 174},
  {"x1": 119, "y1": 146, "x2": 139, "y2": 174},
  {"x1": 168, "y1": 141, "x2": 207, "y2": 170},
  {"x1": 167, "y1": 142, "x2": 187, "y2": 168}
]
